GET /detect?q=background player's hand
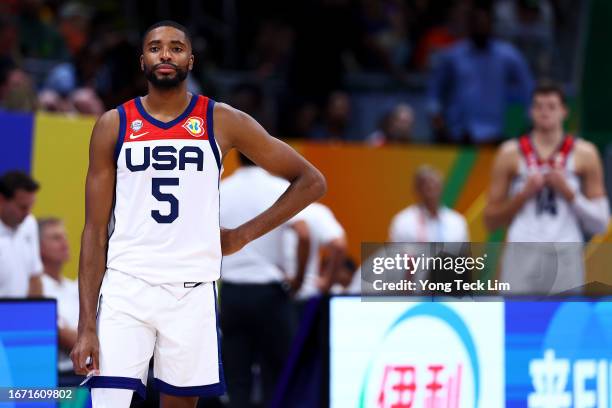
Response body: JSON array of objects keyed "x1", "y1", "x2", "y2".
[
  {"x1": 521, "y1": 172, "x2": 545, "y2": 199},
  {"x1": 221, "y1": 227, "x2": 248, "y2": 255},
  {"x1": 544, "y1": 169, "x2": 575, "y2": 201},
  {"x1": 70, "y1": 329, "x2": 100, "y2": 375}
]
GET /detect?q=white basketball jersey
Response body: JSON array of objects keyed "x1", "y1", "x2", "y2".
[
  {"x1": 506, "y1": 135, "x2": 583, "y2": 242},
  {"x1": 106, "y1": 95, "x2": 222, "y2": 284}
]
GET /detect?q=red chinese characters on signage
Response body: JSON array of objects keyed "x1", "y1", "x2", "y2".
[{"x1": 377, "y1": 364, "x2": 463, "y2": 408}]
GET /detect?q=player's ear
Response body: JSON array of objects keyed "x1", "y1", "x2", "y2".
[
  {"x1": 140, "y1": 54, "x2": 144, "y2": 71},
  {"x1": 189, "y1": 54, "x2": 194, "y2": 71}
]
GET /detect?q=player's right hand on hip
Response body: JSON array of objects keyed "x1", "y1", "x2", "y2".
[
  {"x1": 70, "y1": 330, "x2": 100, "y2": 375},
  {"x1": 221, "y1": 227, "x2": 248, "y2": 255}
]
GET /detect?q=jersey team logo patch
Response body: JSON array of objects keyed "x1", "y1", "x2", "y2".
[
  {"x1": 131, "y1": 119, "x2": 143, "y2": 132},
  {"x1": 182, "y1": 116, "x2": 204, "y2": 137}
]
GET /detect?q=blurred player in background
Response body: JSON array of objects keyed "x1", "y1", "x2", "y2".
[
  {"x1": 70, "y1": 20, "x2": 325, "y2": 408},
  {"x1": 0, "y1": 171, "x2": 42, "y2": 298},
  {"x1": 219, "y1": 153, "x2": 311, "y2": 408},
  {"x1": 485, "y1": 81, "x2": 610, "y2": 294}
]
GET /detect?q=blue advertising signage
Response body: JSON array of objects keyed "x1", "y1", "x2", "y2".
[{"x1": 506, "y1": 300, "x2": 612, "y2": 408}]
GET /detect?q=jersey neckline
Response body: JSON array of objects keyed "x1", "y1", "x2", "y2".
[
  {"x1": 520, "y1": 133, "x2": 574, "y2": 167},
  {"x1": 134, "y1": 94, "x2": 199, "y2": 129}
]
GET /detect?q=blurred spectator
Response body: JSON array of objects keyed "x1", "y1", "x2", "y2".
[
  {"x1": 40, "y1": 45, "x2": 104, "y2": 115},
  {"x1": 368, "y1": 103, "x2": 415, "y2": 145},
  {"x1": 292, "y1": 103, "x2": 319, "y2": 139},
  {"x1": 230, "y1": 82, "x2": 274, "y2": 134},
  {"x1": 17, "y1": 0, "x2": 69, "y2": 60},
  {"x1": 0, "y1": 171, "x2": 42, "y2": 298},
  {"x1": 309, "y1": 91, "x2": 352, "y2": 141},
  {"x1": 220, "y1": 154, "x2": 309, "y2": 408},
  {"x1": 427, "y1": 5, "x2": 534, "y2": 144},
  {"x1": 413, "y1": 1, "x2": 467, "y2": 71},
  {"x1": 38, "y1": 217, "x2": 78, "y2": 375},
  {"x1": 250, "y1": 19, "x2": 294, "y2": 79},
  {"x1": 0, "y1": 15, "x2": 35, "y2": 112},
  {"x1": 95, "y1": 36, "x2": 147, "y2": 109},
  {"x1": 389, "y1": 165, "x2": 468, "y2": 242},
  {"x1": 0, "y1": 15, "x2": 21, "y2": 66},
  {"x1": 494, "y1": 0, "x2": 554, "y2": 76},
  {"x1": 58, "y1": 2, "x2": 92, "y2": 57},
  {"x1": 288, "y1": 0, "x2": 358, "y2": 104},
  {"x1": 0, "y1": 64, "x2": 37, "y2": 111},
  {"x1": 358, "y1": 0, "x2": 410, "y2": 77}
]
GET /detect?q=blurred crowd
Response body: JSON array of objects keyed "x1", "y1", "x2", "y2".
[{"x1": 0, "y1": 0, "x2": 582, "y2": 143}]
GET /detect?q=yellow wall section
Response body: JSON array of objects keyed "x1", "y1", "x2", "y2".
[{"x1": 32, "y1": 113, "x2": 95, "y2": 280}]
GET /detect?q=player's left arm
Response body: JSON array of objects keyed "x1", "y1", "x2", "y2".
[
  {"x1": 572, "y1": 140, "x2": 610, "y2": 235},
  {"x1": 214, "y1": 103, "x2": 327, "y2": 255}
]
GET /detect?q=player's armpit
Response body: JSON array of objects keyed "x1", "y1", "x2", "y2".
[{"x1": 214, "y1": 103, "x2": 326, "y2": 247}]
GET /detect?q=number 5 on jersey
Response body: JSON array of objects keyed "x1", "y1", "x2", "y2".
[{"x1": 152, "y1": 177, "x2": 179, "y2": 223}]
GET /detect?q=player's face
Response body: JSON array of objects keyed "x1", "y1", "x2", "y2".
[
  {"x1": 41, "y1": 223, "x2": 70, "y2": 265},
  {"x1": 0, "y1": 189, "x2": 36, "y2": 228},
  {"x1": 531, "y1": 93, "x2": 567, "y2": 132},
  {"x1": 141, "y1": 26, "x2": 193, "y2": 89}
]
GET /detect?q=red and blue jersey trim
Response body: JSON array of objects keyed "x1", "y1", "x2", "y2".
[{"x1": 113, "y1": 95, "x2": 222, "y2": 170}]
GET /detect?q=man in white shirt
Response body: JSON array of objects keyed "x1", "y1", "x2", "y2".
[
  {"x1": 220, "y1": 154, "x2": 310, "y2": 408},
  {"x1": 388, "y1": 166, "x2": 470, "y2": 295},
  {"x1": 0, "y1": 171, "x2": 43, "y2": 298},
  {"x1": 38, "y1": 217, "x2": 79, "y2": 376},
  {"x1": 389, "y1": 165, "x2": 469, "y2": 243},
  {"x1": 288, "y1": 202, "x2": 346, "y2": 304}
]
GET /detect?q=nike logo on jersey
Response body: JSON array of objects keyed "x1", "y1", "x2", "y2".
[{"x1": 129, "y1": 132, "x2": 150, "y2": 140}]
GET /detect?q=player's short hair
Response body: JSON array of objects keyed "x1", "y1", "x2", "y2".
[
  {"x1": 533, "y1": 80, "x2": 567, "y2": 105},
  {"x1": 142, "y1": 20, "x2": 191, "y2": 49},
  {"x1": 0, "y1": 171, "x2": 39, "y2": 199}
]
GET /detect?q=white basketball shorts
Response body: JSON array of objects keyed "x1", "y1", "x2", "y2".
[{"x1": 86, "y1": 268, "x2": 225, "y2": 403}]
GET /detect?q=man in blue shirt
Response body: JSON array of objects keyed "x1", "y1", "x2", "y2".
[{"x1": 428, "y1": 6, "x2": 534, "y2": 144}]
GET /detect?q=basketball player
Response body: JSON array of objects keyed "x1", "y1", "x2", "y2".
[
  {"x1": 70, "y1": 21, "x2": 326, "y2": 408},
  {"x1": 484, "y1": 81, "x2": 609, "y2": 294}
]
